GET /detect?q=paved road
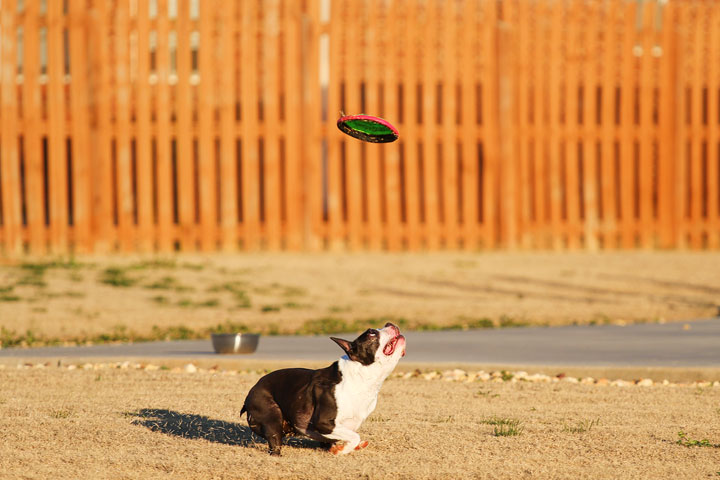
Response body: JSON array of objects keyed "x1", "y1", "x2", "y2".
[{"x1": 2, "y1": 318, "x2": 719, "y2": 367}]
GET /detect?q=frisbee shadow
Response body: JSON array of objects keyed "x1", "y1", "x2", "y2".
[{"x1": 129, "y1": 408, "x2": 326, "y2": 451}]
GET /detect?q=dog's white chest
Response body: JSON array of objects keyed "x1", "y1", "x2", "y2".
[
  {"x1": 333, "y1": 377, "x2": 379, "y2": 430},
  {"x1": 333, "y1": 359, "x2": 388, "y2": 431}
]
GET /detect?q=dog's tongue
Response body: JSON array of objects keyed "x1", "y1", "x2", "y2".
[{"x1": 383, "y1": 336, "x2": 398, "y2": 356}]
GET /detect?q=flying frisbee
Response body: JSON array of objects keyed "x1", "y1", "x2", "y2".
[{"x1": 337, "y1": 114, "x2": 399, "y2": 143}]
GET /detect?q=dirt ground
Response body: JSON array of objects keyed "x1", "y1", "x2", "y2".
[
  {"x1": 0, "y1": 365, "x2": 718, "y2": 480},
  {"x1": 1, "y1": 252, "x2": 719, "y2": 345}
]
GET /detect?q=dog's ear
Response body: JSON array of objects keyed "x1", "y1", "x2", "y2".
[{"x1": 330, "y1": 337, "x2": 354, "y2": 356}]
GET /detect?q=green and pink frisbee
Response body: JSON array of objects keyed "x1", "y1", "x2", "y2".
[{"x1": 337, "y1": 114, "x2": 399, "y2": 143}]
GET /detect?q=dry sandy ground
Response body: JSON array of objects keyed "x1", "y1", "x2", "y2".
[
  {"x1": 1, "y1": 252, "x2": 719, "y2": 343},
  {"x1": 0, "y1": 364, "x2": 718, "y2": 480}
]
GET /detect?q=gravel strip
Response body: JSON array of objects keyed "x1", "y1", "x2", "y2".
[{"x1": 4, "y1": 361, "x2": 719, "y2": 388}]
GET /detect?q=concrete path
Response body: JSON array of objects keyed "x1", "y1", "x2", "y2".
[{"x1": 1, "y1": 318, "x2": 719, "y2": 367}]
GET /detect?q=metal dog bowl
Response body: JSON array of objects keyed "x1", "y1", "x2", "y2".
[{"x1": 211, "y1": 333, "x2": 260, "y2": 354}]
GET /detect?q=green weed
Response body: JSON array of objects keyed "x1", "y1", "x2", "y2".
[
  {"x1": 144, "y1": 276, "x2": 191, "y2": 292},
  {"x1": 49, "y1": 408, "x2": 73, "y2": 419},
  {"x1": 676, "y1": 431, "x2": 720, "y2": 448},
  {"x1": 100, "y1": 267, "x2": 139, "y2": 287},
  {"x1": 208, "y1": 282, "x2": 251, "y2": 308},
  {"x1": 563, "y1": 418, "x2": 601, "y2": 433},
  {"x1": 480, "y1": 417, "x2": 523, "y2": 437}
]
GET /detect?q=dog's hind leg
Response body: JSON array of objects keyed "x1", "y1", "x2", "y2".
[{"x1": 245, "y1": 401, "x2": 285, "y2": 456}]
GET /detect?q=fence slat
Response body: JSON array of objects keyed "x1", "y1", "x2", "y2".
[
  {"x1": 303, "y1": 0, "x2": 322, "y2": 251},
  {"x1": 91, "y1": 0, "x2": 114, "y2": 252},
  {"x1": 363, "y1": 0, "x2": 382, "y2": 251},
  {"x1": 420, "y1": 0, "x2": 439, "y2": 250},
  {"x1": 135, "y1": 0, "x2": 154, "y2": 252},
  {"x1": 0, "y1": 0, "x2": 22, "y2": 254},
  {"x1": 175, "y1": 0, "x2": 195, "y2": 250},
  {"x1": 441, "y1": 0, "x2": 459, "y2": 249},
  {"x1": 709, "y1": 5, "x2": 720, "y2": 248},
  {"x1": 382, "y1": 0, "x2": 402, "y2": 251},
  {"x1": 657, "y1": 0, "x2": 676, "y2": 249},
  {"x1": 22, "y1": 0, "x2": 45, "y2": 253},
  {"x1": 218, "y1": 0, "x2": 238, "y2": 251},
  {"x1": 240, "y1": 0, "x2": 260, "y2": 250},
  {"x1": 155, "y1": 0, "x2": 174, "y2": 251},
  {"x1": 619, "y1": 0, "x2": 637, "y2": 249},
  {"x1": 115, "y1": 0, "x2": 134, "y2": 251},
  {"x1": 284, "y1": 0, "x2": 303, "y2": 250},
  {"x1": 197, "y1": 0, "x2": 217, "y2": 251},
  {"x1": 47, "y1": 0, "x2": 68, "y2": 253}
]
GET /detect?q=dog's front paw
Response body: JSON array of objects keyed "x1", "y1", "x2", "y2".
[
  {"x1": 354, "y1": 440, "x2": 369, "y2": 451},
  {"x1": 330, "y1": 440, "x2": 369, "y2": 455}
]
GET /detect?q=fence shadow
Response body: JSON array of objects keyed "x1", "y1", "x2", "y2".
[{"x1": 129, "y1": 408, "x2": 326, "y2": 451}]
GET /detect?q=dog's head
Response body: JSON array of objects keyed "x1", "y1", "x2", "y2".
[{"x1": 330, "y1": 322, "x2": 406, "y2": 368}]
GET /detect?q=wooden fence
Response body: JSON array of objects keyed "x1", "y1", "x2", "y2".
[{"x1": 0, "y1": 0, "x2": 719, "y2": 254}]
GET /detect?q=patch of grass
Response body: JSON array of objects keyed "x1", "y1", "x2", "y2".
[
  {"x1": 328, "y1": 305, "x2": 352, "y2": 313},
  {"x1": 208, "y1": 282, "x2": 251, "y2": 308},
  {"x1": 563, "y1": 418, "x2": 601, "y2": 433},
  {"x1": 128, "y1": 259, "x2": 177, "y2": 270},
  {"x1": 282, "y1": 301, "x2": 308, "y2": 309},
  {"x1": 261, "y1": 305, "x2": 281, "y2": 313},
  {"x1": 497, "y1": 315, "x2": 529, "y2": 328},
  {"x1": 144, "y1": 276, "x2": 191, "y2": 292},
  {"x1": 16, "y1": 270, "x2": 47, "y2": 288},
  {"x1": 177, "y1": 298, "x2": 220, "y2": 309},
  {"x1": 486, "y1": 418, "x2": 523, "y2": 437},
  {"x1": 208, "y1": 321, "x2": 251, "y2": 334},
  {"x1": 150, "y1": 325, "x2": 195, "y2": 341},
  {"x1": 179, "y1": 261, "x2": 205, "y2": 271},
  {"x1": 281, "y1": 286, "x2": 307, "y2": 297},
  {"x1": 500, "y1": 370, "x2": 514, "y2": 382},
  {"x1": 49, "y1": 408, "x2": 73, "y2": 419},
  {"x1": 474, "y1": 389, "x2": 500, "y2": 399},
  {"x1": 350, "y1": 317, "x2": 409, "y2": 331},
  {"x1": 68, "y1": 272, "x2": 84, "y2": 282},
  {"x1": 298, "y1": 317, "x2": 349, "y2": 335},
  {"x1": 0, "y1": 293, "x2": 21, "y2": 302},
  {"x1": 150, "y1": 295, "x2": 170, "y2": 305},
  {"x1": 100, "y1": 267, "x2": 139, "y2": 287},
  {"x1": 676, "y1": 431, "x2": 720, "y2": 448}
]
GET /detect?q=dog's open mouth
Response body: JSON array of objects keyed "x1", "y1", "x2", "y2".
[{"x1": 383, "y1": 334, "x2": 404, "y2": 356}]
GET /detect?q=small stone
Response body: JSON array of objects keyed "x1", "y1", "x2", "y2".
[
  {"x1": 636, "y1": 378, "x2": 653, "y2": 387},
  {"x1": 712, "y1": 381, "x2": 720, "y2": 387},
  {"x1": 611, "y1": 379, "x2": 631, "y2": 387},
  {"x1": 67, "y1": 364, "x2": 77, "y2": 371},
  {"x1": 562, "y1": 376, "x2": 579, "y2": 384},
  {"x1": 423, "y1": 371, "x2": 439, "y2": 381},
  {"x1": 82, "y1": 363, "x2": 93, "y2": 370},
  {"x1": 477, "y1": 372, "x2": 491, "y2": 381},
  {"x1": 580, "y1": 377, "x2": 595, "y2": 385},
  {"x1": 184, "y1": 363, "x2": 197, "y2": 373},
  {"x1": 144, "y1": 364, "x2": 160, "y2": 371},
  {"x1": 596, "y1": 378, "x2": 609, "y2": 386}
]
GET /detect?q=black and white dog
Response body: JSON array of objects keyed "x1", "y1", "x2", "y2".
[{"x1": 241, "y1": 322, "x2": 406, "y2": 455}]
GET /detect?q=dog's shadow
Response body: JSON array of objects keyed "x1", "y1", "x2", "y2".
[{"x1": 129, "y1": 408, "x2": 325, "y2": 451}]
